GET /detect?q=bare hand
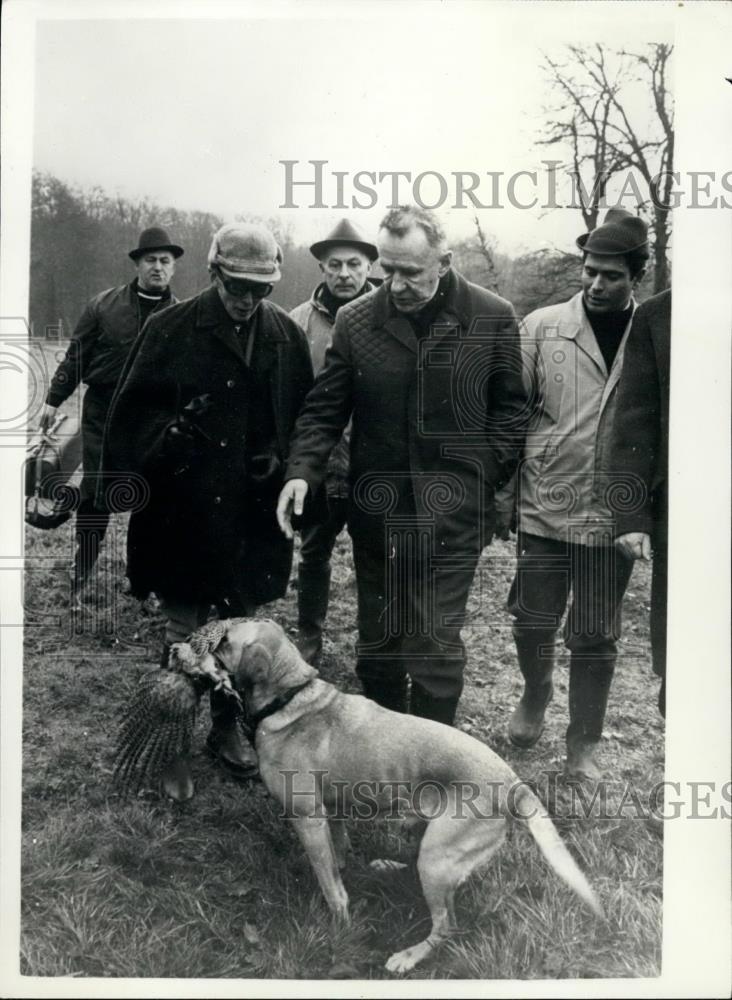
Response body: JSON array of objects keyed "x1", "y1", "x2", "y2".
[
  {"x1": 615, "y1": 532, "x2": 652, "y2": 561},
  {"x1": 276, "y1": 479, "x2": 309, "y2": 539},
  {"x1": 39, "y1": 403, "x2": 57, "y2": 431}
]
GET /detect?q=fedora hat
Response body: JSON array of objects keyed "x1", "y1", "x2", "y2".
[
  {"x1": 129, "y1": 226, "x2": 184, "y2": 260},
  {"x1": 576, "y1": 208, "x2": 649, "y2": 256},
  {"x1": 208, "y1": 223, "x2": 283, "y2": 284},
  {"x1": 310, "y1": 219, "x2": 378, "y2": 262}
]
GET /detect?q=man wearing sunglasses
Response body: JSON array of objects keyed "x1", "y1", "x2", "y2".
[{"x1": 104, "y1": 222, "x2": 316, "y2": 800}]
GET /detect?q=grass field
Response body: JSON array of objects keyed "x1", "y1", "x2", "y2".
[
  {"x1": 19, "y1": 337, "x2": 664, "y2": 982},
  {"x1": 20, "y1": 503, "x2": 665, "y2": 982}
]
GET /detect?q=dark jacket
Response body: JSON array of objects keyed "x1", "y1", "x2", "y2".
[
  {"x1": 46, "y1": 281, "x2": 176, "y2": 407},
  {"x1": 104, "y1": 285, "x2": 314, "y2": 606},
  {"x1": 285, "y1": 269, "x2": 527, "y2": 554},
  {"x1": 609, "y1": 289, "x2": 671, "y2": 541}
]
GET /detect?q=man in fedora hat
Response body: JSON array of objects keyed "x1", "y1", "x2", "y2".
[
  {"x1": 289, "y1": 219, "x2": 380, "y2": 663},
  {"x1": 503, "y1": 207, "x2": 650, "y2": 781},
  {"x1": 40, "y1": 226, "x2": 183, "y2": 600},
  {"x1": 104, "y1": 222, "x2": 316, "y2": 800}
]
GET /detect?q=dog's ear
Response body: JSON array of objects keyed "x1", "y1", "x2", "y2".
[
  {"x1": 272, "y1": 640, "x2": 318, "y2": 689},
  {"x1": 225, "y1": 621, "x2": 316, "y2": 713}
]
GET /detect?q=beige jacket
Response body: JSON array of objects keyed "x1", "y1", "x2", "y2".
[{"x1": 510, "y1": 291, "x2": 636, "y2": 545}]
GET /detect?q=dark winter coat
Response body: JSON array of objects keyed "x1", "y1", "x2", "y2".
[
  {"x1": 285, "y1": 269, "x2": 527, "y2": 558},
  {"x1": 103, "y1": 285, "x2": 315, "y2": 606},
  {"x1": 609, "y1": 288, "x2": 671, "y2": 542},
  {"x1": 46, "y1": 281, "x2": 177, "y2": 407},
  {"x1": 46, "y1": 280, "x2": 177, "y2": 501}
]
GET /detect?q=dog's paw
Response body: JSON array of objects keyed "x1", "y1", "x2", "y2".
[
  {"x1": 370, "y1": 859, "x2": 408, "y2": 872},
  {"x1": 385, "y1": 940, "x2": 433, "y2": 974}
]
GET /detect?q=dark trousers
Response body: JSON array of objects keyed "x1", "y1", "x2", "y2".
[
  {"x1": 351, "y1": 526, "x2": 480, "y2": 701},
  {"x1": 74, "y1": 386, "x2": 113, "y2": 590},
  {"x1": 508, "y1": 532, "x2": 634, "y2": 658},
  {"x1": 158, "y1": 595, "x2": 257, "y2": 646},
  {"x1": 297, "y1": 495, "x2": 349, "y2": 638},
  {"x1": 73, "y1": 499, "x2": 110, "y2": 590}
]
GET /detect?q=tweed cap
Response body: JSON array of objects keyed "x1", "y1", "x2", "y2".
[
  {"x1": 208, "y1": 223, "x2": 283, "y2": 283},
  {"x1": 576, "y1": 208, "x2": 649, "y2": 256}
]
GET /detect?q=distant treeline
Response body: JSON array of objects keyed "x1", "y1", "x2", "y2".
[{"x1": 29, "y1": 170, "x2": 657, "y2": 338}]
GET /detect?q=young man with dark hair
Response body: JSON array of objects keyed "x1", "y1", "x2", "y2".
[{"x1": 505, "y1": 208, "x2": 649, "y2": 781}]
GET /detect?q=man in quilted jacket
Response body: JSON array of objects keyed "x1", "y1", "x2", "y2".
[{"x1": 278, "y1": 205, "x2": 527, "y2": 725}]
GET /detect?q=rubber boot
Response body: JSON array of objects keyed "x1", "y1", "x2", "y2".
[
  {"x1": 72, "y1": 502, "x2": 110, "y2": 598},
  {"x1": 508, "y1": 628, "x2": 556, "y2": 748},
  {"x1": 410, "y1": 681, "x2": 459, "y2": 727},
  {"x1": 565, "y1": 657, "x2": 615, "y2": 782},
  {"x1": 206, "y1": 688, "x2": 259, "y2": 778},
  {"x1": 360, "y1": 675, "x2": 409, "y2": 714},
  {"x1": 296, "y1": 560, "x2": 331, "y2": 664}
]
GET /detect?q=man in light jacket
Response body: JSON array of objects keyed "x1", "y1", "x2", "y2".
[
  {"x1": 289, "y1": 219, "x2": 380, "y2": 663},
  {"x1": 506, "y1": 208, "x2": 649, "y2": 781}
]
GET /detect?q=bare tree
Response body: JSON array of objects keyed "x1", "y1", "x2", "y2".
[
  {"x1": 540, "y1": 43, "x2": 674, "y2": 292},
  {"x1": 451, "y1": 218, "x2": 503, "y2": 294},
  {"x1": 472, "y1": 216, "x2": 502, "y2": 293}
]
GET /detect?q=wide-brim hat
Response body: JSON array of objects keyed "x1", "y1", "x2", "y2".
[
  {"x1": 129, "y1": 226, "x2": 184, "y2": 260},
  {"x1": 576, "y1": 207, "x2": 649, "y2": 256},
  {"x1": 209, "y1": 223, "x2": 283, "y2": 283},
  {"x1": 310, "y1": 219, "x2": 378, "y2": 262}
]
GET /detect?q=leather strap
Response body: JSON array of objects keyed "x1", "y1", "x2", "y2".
[{"x1": 248, "y1": 678, "x2": 314, "y2": 735}]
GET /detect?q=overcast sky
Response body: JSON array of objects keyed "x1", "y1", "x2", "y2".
[{"x1": 31, "y1": 1, "x2": 675, "y2": 255}]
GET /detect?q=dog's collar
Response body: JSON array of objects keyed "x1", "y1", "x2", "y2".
[{"x1": 248, "y1": 678, "x2": 314, "y2": 736}]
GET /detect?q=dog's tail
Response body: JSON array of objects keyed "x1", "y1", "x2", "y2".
[{"x1": 513, "y1": 784, "x2": 604, "y2": 919}]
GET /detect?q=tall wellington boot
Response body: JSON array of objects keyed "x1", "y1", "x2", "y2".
[
  {"x1": 409, "y1": 681, "x2": 459, "y2": 727},
  {"x1": 296, "y1": 560, "x2": 331, "y2": 664},
  {"x1": 360, "y1": 675, "x2": 410, "y2": 714},
  {"x1": 565, "y1": 657, "x2": 615, "y2": 782},
  {"x1": 508, "y1": 628, "x2": 556, "y2": 748},
  {"x1": 71, "y1": 502, "x2": 109, "y2": 597},
  {"x1": 206, "y1": 688, "x2": 259, "y2": 778}
]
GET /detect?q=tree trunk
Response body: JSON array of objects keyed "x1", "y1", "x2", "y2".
[{"x1": 652, "y1": 207, "x2": 670, "y2": 293}]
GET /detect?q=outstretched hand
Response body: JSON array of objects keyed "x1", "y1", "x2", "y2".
[{"x1": 276, "y1": 478, "x2": 309, "y2": 539}]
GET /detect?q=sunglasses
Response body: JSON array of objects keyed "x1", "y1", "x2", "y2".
[{"x1": 215, "y1": 270, "x2": 273, "y2": 299}]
